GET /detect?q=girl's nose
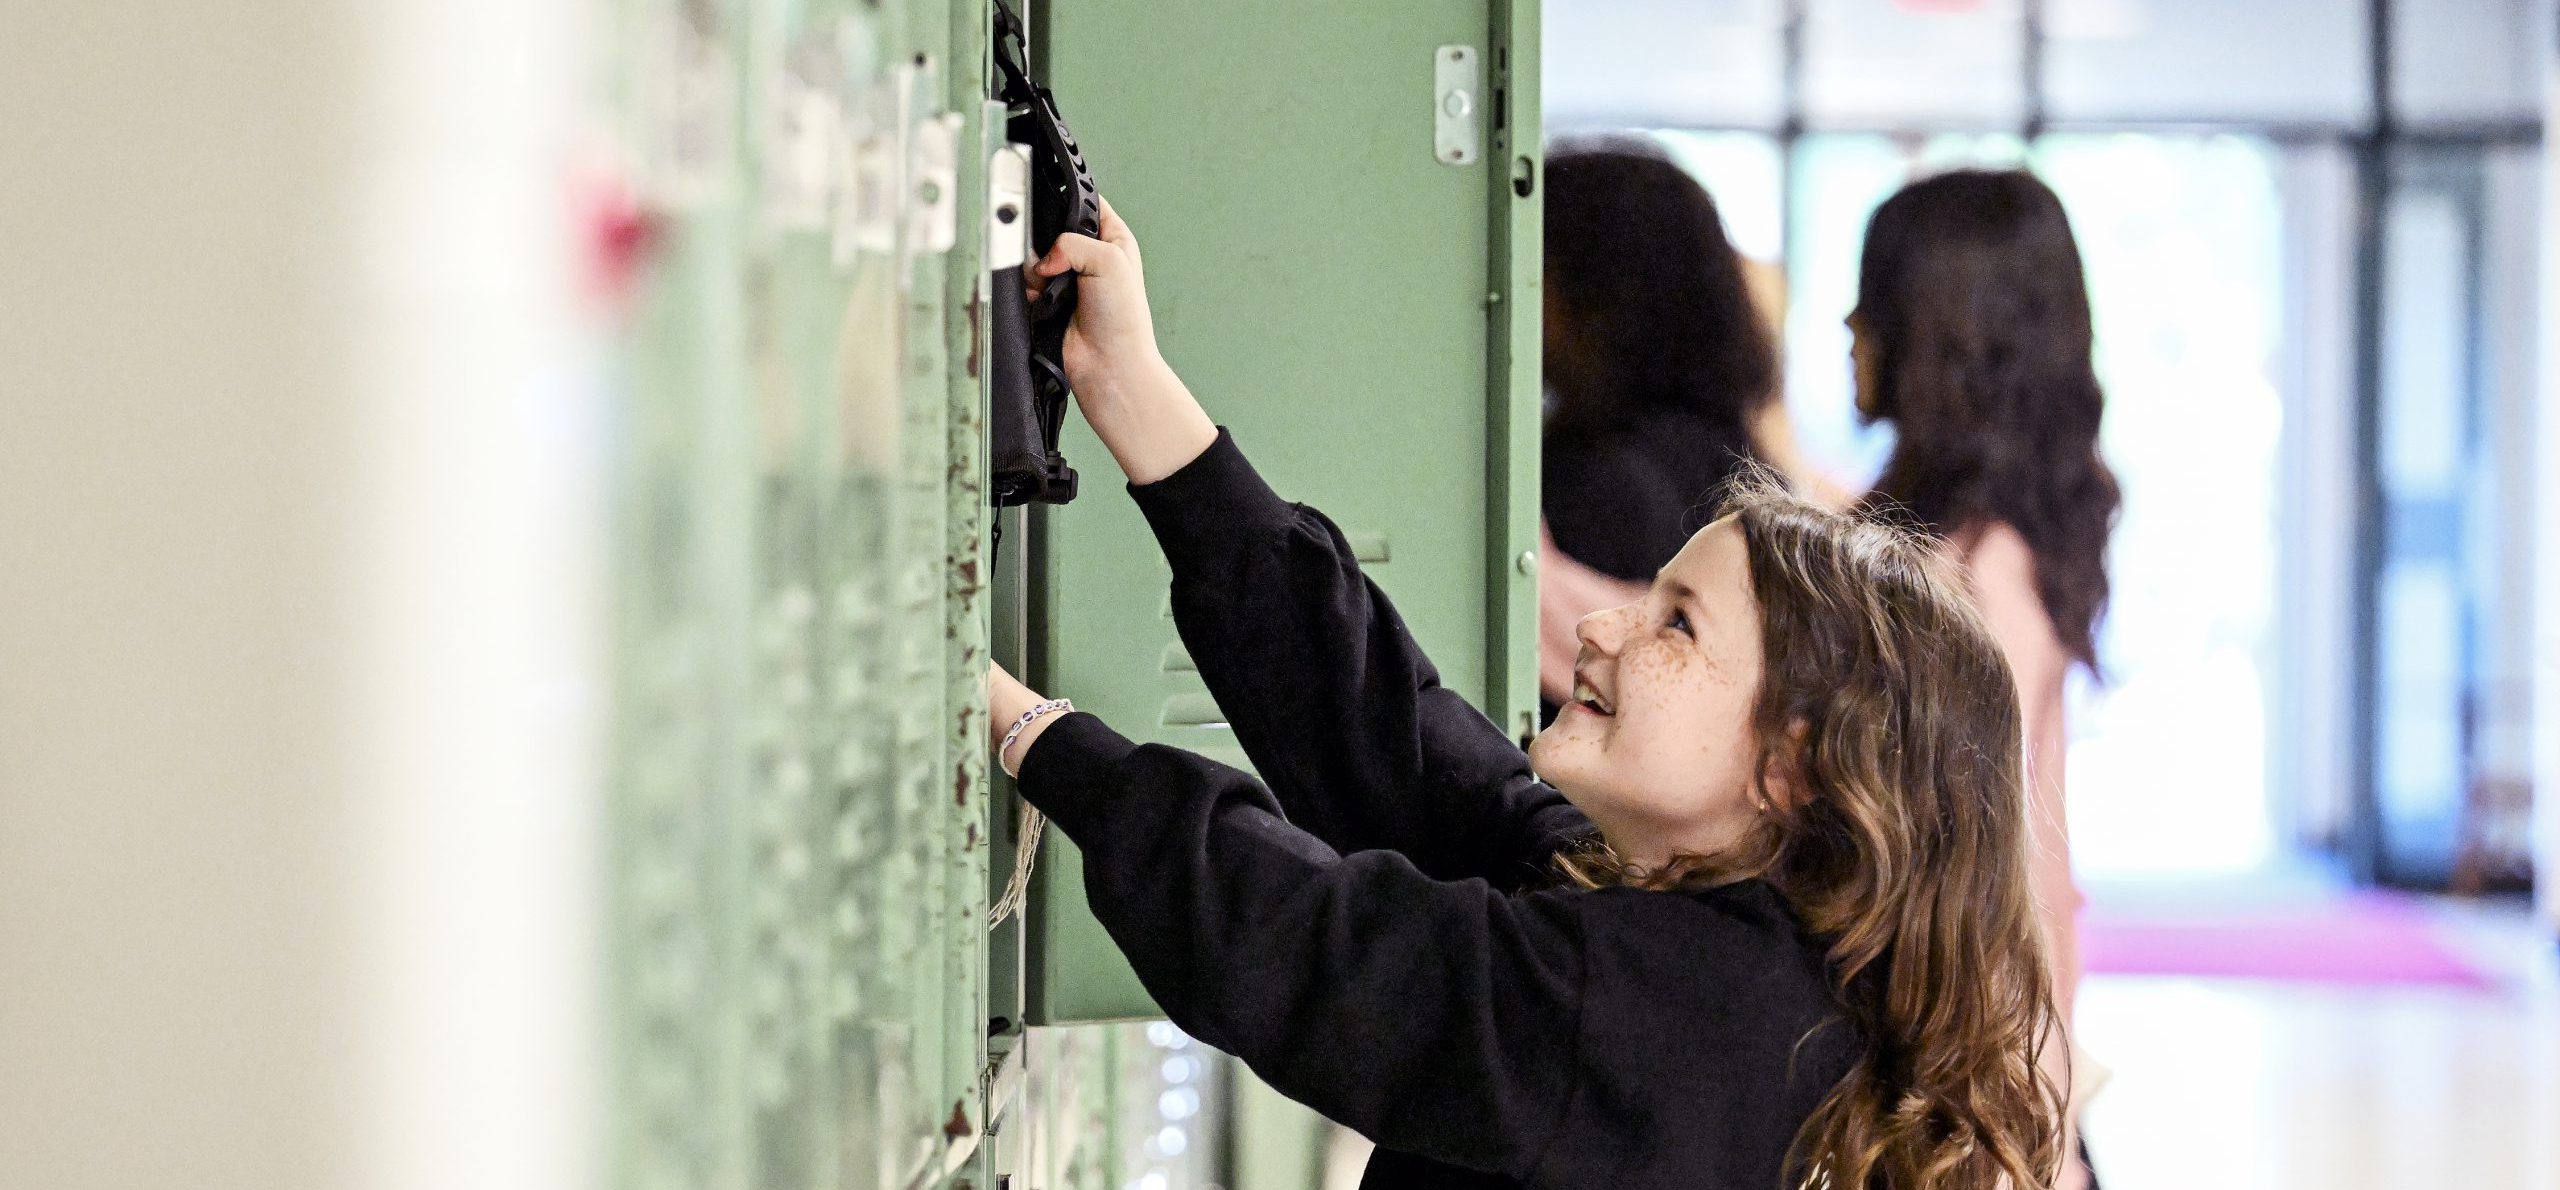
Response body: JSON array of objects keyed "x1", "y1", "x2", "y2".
[{"x1": 1575, "y1": 600, "x2": 1636, "y2": 657}]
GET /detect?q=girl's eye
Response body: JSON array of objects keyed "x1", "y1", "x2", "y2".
[{"x1": 1667, "y1": 609, "x2": 1692, "y2": 637}]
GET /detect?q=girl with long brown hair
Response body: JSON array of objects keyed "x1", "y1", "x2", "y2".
[
  {"x1": 990, "y1": 200, "x2": 2068, "y2": 1189},
  {"x1": 1850, "y1": 169, "x2": 2121, "y2": 1187}
]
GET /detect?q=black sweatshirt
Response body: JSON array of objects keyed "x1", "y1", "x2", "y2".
[{"x1": 1016, "y1": 430, "x2": 1860, "y2": 1190}]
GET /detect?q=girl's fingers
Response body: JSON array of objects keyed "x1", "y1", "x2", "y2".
[
  {"x1": 1096, "y1": 197, "x2": 1139, "y2": 261},
  {"x1": 1032, "y1": 231, "x2": 1113, "y2": 279},
  {"x1": 1022, "y1": 200, "x2": 1135, "y2": 290}
]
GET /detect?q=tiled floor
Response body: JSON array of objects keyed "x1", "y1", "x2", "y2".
[{"x1": 2075, "y1": 902, "x2": 2560, "y2": 1189}]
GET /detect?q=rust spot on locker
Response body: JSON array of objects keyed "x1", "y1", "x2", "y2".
[
  {"x1": 957, "y1": 558, "x2": 980, "y2": 588},
  {"x1": 964, "y1": 289, "x2": 984, "y2": 378},
  {"x1": 944, "y1": 1099, "x2": 974, "y2": 1140},
  {"x1": 965, "y1": 821, "x2": 979, "y2": 851}
]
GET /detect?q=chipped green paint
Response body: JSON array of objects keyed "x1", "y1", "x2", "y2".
[{"x1": 600, "y1": 0, "x2": 1000, "y2": 1186}]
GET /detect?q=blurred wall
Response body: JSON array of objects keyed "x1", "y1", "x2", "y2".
[
  {"x1": 0, "y1": 5, "x2": 367, "y2": 1186},
  {"x1": 0, "y1": 1, "x2": 598, "y2": 1187}
]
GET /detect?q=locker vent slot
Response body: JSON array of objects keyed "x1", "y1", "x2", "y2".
[{"x1": 1161, "y1": 692, "x2": 1229, "y2": 730}]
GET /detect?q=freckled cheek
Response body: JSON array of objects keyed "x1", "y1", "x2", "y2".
[
  {"x1": 1617, "y1": 642, "x2": 1688, "y2": 684},
  {"x1": 1612, "y1": 650, "x2": 1726, "y2": 755},
  {"x1": 1620, "y1": 647, "x2": 1718, "y2": 710}
]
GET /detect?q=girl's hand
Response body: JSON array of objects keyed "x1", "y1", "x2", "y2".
[
  {"x1": 1027, "y1": 197, "x2": 1162, "y2": 407},
  {"x1": 987, "y1": 660, "x2": 1060, "y2": 778},
  {"x1": 1024, "y1": 198, "x2": 1217, "y2": 485}
]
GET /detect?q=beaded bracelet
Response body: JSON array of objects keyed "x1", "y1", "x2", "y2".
[{"x1": 999, "y1": 698, "x2": 1074, "y2": 775}]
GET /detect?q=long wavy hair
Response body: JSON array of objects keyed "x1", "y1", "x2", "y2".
[
  {"x1": 1543, "y1": 140, "x2": 1778, "y2": 443},
  {"x1": 1556, "y1": 473, "x2": 2066, "y2": 1190},
  {"x1": 1854, "y1": 169, "x2": 2119, "y2": 672}
]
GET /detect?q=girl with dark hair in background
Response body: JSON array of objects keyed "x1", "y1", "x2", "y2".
[
  {"x1": 1537, "y1": 142, "x2": 1836, "y2": 715},
  {"x1": 1851, "y1": 168, "x2": 2122, "y2": 1188}
]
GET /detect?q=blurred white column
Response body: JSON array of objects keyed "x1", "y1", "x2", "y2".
[
  {"x1": 2274, "y1": 142, "x2": 2362, "y2": 851},
  {"x1": 2538, "y1": 46, "x2": 2560, "y2": 944},
  {"x1": 0, "y1": 0, "x2": 602, "y2": 1186},
  {"x1": 344, "y1": 0, "x2": 603, "y2": 1187}
]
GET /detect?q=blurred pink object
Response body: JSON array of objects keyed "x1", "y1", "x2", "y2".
[
  {"x1": 2081, "y1": 892, "x2": 2494, "y2": 989},
  {"x1": 573, "y1": 154, "x2": 658, "y2": 311}
]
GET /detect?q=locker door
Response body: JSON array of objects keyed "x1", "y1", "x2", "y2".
[
  {"x1": 600, "y1": 0, "x2": 996, "y2": 1185},
  {"x1": 1021, "y1": 0, "x2": 1542, "y2": 1024}
]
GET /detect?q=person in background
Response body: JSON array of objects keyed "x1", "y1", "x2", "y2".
[
  {"x1": 1538, "y1": 141, "x2": 1833, "y2": 712},
  {"x1": 1850, "y1": 167, "x2": 2121, "y2": 1189}
]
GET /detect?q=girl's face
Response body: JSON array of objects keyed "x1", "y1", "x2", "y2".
[
  {"x1": 1846, "y1": 308, "x2": 1883, "y2": 419},
  {"x1": 1528, "y1": 518, "x2": 1769, "y2": 869}
]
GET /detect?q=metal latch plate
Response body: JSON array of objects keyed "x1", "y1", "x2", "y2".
[
  {"x1": 988, "y1": 143, "x2": 1030, "y2": 271},
  {"x1": 907, "y1": 110, "x2": 963, "y2": 257},
  {"x1": 1434, "y1": 45, "x2": 1481, "y2": 166}
]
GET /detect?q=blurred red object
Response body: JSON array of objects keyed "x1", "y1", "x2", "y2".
[{"x1": 574, "y1": 160, "x2": 659, "y2": 312}]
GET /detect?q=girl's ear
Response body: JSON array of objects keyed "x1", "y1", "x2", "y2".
[{"x1": 1756, "y1": 719, "x2": 1812, "y2": 813}]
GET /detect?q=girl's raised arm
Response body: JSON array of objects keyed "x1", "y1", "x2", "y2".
[
  {"x1": 1130, "y1": 430, "x2": 1589, "y2": 882},
  {"x1": 1032, "y1": 202, "x2": 1590, "y2": 882}
]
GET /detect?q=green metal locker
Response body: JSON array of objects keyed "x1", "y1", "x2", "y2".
[
  {"x1": 598, "y1": 0, "x2": 998, "y2": 1186},
  {"x1": 597, "y1": 0, "x2": 1541, "y2": 1184},
  {"x1": 1014, "y1": 0, "x2": 1544, "y2": 1026}
]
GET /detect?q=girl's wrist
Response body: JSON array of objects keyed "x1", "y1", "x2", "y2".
[
  {"x1": 1076, "y1": 346, "x2": 1171, "y2": 406},
  {"x1": 1079, "y1": 358, "x2": 1216, "y2": 486},
  {"x1": 999, "y1": 698, "x2": 1072, "y2": 778},
  {"x1": 1075, "y1": 351, "x2": 1183, "y2": 435}
]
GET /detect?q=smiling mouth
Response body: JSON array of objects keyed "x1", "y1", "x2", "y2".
[{"x1": 1571, "y1": 679, "x2": 1614, "y2": 717}]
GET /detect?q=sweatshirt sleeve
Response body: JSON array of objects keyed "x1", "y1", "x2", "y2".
[
  {"x1": 1129, "y1": 429, "x2": 1591, "y2": 887},
  {"x1": 1017, "y1": 712, "x2": 1585, "y2": 1178}
]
